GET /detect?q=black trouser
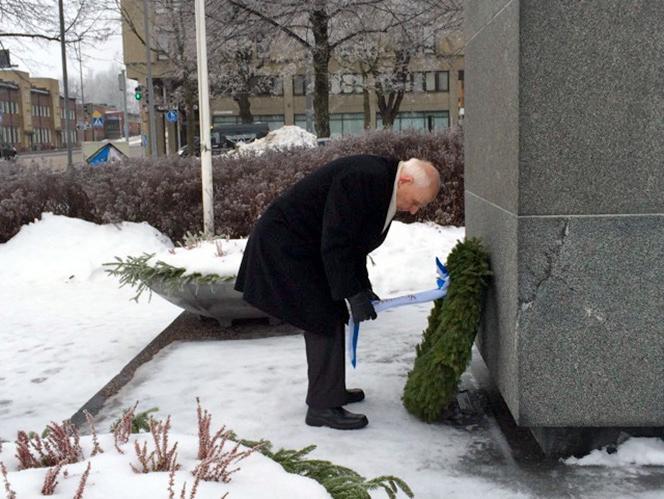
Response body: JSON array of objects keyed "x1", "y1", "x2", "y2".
[{"x1": 304, "y1": 322, "x2": 346, "y2": 408}]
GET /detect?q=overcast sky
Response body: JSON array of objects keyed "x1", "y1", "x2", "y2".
[{"x1": 2, "y1": 21, "x2": 124, "y2": 82}]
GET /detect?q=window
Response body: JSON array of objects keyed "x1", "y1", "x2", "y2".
[
  {"x1": 293, "y1": 75, "x2": 306, "y2": 96},
  {"x1": 212, "y1": 114, "x2": 284, "y2": 131},
  {"x1": 296, "y1": 112, "x2": 364, "y2": 137},
  {"x1": 410, "y1": 72, "x2": 424, "y2": 93},
  {"x1": 376, "y1": 110, "x2": 449, "y2": 131},
  {"x1": 435, "y1": 71, "x2": 449, "y2": 92}
]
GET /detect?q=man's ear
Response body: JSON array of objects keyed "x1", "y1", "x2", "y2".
[{"x1": 398, "y1": 174, "x2": 414, "y2": 186}]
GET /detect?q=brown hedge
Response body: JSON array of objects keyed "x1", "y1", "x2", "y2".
[{"x1": 0, "y1": 127, "x2": 464, "y2": 244}]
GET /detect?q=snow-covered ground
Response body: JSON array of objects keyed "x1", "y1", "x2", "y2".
[{"x1": 1, "y1": 215, "x2": 664, "y2": 498}]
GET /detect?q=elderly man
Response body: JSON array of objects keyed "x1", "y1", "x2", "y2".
[{"x1": 235, "y1": 154, "x2": 441, "y2": 430}]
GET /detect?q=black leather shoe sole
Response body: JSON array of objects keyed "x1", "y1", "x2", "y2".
[
  {"x1": 345, "y1": 388, "x2": 365, "y2": 404},
  {"x1": 305, "y1": 407, "x2": 368, "y2": 430}
]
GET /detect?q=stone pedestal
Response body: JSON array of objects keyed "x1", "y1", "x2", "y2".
[{"x1": 465, "y1": 0, "x2": 664, "y2": 455}]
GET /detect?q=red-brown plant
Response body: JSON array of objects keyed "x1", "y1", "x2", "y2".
[
  {"x1": 131, "y1": 416, "x2": 180, "y2": 473},
  {"x1": 113, "y1": 402, "x2": 138, "y2": 454},
  {"x1": 15, "y1": 421, "x2": 83, "y2": 470},
  {"x1": 73, "y1": 462, "x2": 92, "y2": 499},
  {"x1": 41, "y1": 460, "x2": 66, "y2": 495},
  {"x1": 84, "y1": 411, "x2": 103, "y2": 457},
  {"x1": 194, "y1": 399, "x2": 261, "y2": 483},
  {"x1": 1, "y1": 461, "x2": 16, "y2": 499}
]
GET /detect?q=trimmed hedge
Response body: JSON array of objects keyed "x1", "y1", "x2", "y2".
[
  {"x1": 402, "y1": 238, "x2": 491, "y2": 423},
  {"x1": 0, "y1": 128, "x2": 464, "y2": 244}
]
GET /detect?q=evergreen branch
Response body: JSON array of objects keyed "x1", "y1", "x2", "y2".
[
  {"x1": 103, "y1": 254, "x2": 235, "y2": 302},
  {"x1": 239, "y1": 439, "x2": 413, "y2": 498}
]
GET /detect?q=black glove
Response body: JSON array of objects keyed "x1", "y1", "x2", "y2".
[
  {"x1": 348, "y1": 290, "x2": 378, "y2": 323},
  {"x1": 367, "y1": 289, "x2": 381, "y2": 302}
]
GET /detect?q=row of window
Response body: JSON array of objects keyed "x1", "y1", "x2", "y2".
[
  {"x1": 60, "y1": 130, "x2": 78, "y2": 146},
  {"x1": 60, "y1": 108, "x2": 76, "y2": 120},
  {"x1": 33, "y1": 127, "x2": 52, "y2": 144},
  {"x1": 32, "y1": 105, "x2": 50, "y2": 118},
  {"x1": 213, "y1": 110, "x2": 450, "y2": 137},
  {"x1": 0, "y1": 101, "x2": 18, "y2": 114},
  {"x1": 0, "y1": 126, "x2": 20, "y2": 144},
  {"x1": 292, "y1": 71, "x2": 450, "y2": 96}
]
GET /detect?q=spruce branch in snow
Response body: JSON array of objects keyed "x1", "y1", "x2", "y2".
[
  {"x1": 104, "y1": 254, "x2": 233, "y2": 302},
  {"x1": 40, "y1": 460, "x2": 66, "y2": 495},
  {"x1": 0, "y1": 462, "x2": 16, "y2": 499},
  {"x1": 84, "y1": 411, "x2": 104, "y2": 457},
  {"x1": 73, "y1": 462, "x2": 91, "y2": 499},
  {"x1": 240, "y1": 440, "x2": 414, "y2": 499}
]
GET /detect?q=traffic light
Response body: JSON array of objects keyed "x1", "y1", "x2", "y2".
[{"x1": 134, "y1": 85, "x2": 143, "y2": 101}]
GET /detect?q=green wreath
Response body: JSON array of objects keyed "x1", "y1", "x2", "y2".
[{"x1": 403, "y1": 238, "x2": 492, "y2": 423}]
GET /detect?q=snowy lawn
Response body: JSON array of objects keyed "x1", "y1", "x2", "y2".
[{"x1": 2, "y1": 215, "x2": 664, "y2": 498}]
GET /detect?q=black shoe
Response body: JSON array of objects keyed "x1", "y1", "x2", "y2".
[
  {"x1": 305, "y1": 406, "x2": 368, "y2": 430},
  {"x1": 345, "y1": 388, "x2": 365, "y2": 404}
]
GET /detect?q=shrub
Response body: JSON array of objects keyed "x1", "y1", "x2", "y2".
[{"x1": 0, "y1": 128, "x2": 464, "y2": 243}]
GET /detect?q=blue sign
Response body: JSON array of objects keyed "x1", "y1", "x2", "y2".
[
  {"x1": 92, "y1": 117, "x2": 104, "y2": 128},
  {"x1": 166, "y1": 110, "x2": 178, "y2": 123}
]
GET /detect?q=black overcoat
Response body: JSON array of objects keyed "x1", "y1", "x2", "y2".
[{"x1": 235, "y1": 155, "x2": 399, "y2": 335}]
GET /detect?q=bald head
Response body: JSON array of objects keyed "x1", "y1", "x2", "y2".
[{"x1": 396, "y1": 158, "x2": 441, "y2": 215}]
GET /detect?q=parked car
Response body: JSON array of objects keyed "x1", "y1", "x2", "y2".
[
  {"x1": 1, "y1": 144, "x2": 17, "y2": 161},
  {"x1": 177, "y1": 122, "x2": 271, "y2": 157}
]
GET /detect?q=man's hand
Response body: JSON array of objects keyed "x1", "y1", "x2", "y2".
[{"x1": 348, "y1": 290, "x2": 378, "y2": 323}]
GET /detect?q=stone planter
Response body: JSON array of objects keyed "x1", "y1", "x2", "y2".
[{"x1": 146, "y1": 277, "x2": 274, "y2": 327}]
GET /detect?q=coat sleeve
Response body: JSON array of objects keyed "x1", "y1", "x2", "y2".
[{"x1": 320, "y1": 172, "x2": 370, "y2": 301}]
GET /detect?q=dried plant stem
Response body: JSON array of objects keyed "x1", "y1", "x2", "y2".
[
  {"x1": 1, "y1": 462, "x2": 16, "y2": 499},
  {"x1": 84, "y1": 411, "x2": 104, "y2": 457},
  {"x1": 73, "y1": 462, "x2": 91, "y2": 499}
]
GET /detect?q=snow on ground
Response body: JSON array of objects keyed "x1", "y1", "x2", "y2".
[
  {"x1": 0, "y1": 433, "x2": 329, "y2": 499},
  {"x1": 0, "y1": 214, "x2": 182, "y2": 440},
  {"x1": 2, "y1": 214, "x2": 664, "y2": 498},
  {"x1": 565, "y1": 438, "x2": 664, "y2": 467},
  {"x1": 231, "y1": 125, "x2": 317, "y2": 156}
]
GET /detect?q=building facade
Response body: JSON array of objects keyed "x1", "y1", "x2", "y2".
[
  {"x1": 120, "y1": 0, "x2": 464, "y2": 156},
  {"x1": 0, "y1": 70, "x2": 81, "y2": 152}
]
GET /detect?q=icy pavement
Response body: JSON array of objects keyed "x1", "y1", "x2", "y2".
[{"x1": 94, "y1": 303, "x2": 664, "y2": 499}]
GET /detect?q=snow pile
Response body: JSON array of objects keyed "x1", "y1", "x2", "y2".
[
  {"x1": 146, "y1": 238, "x2": 246, "y2": 278},
  {"x1": 0, "y1": 212, "x2": 173, "y2": 283},
  {"x1": 564, "y1": 437, "x2": 664, "y2": 467},
  {"x1": 233, "y1": 125, "x2": 317, "y2": 156},
  {"x1": 0, "y1": 433, "x2": 329, "y2": 499}
]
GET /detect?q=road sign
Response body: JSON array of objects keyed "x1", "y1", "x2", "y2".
[
  {"x1": 92, "y1": 110, "x2": 102, "y2": 119},
  {"x1": 92, "y1": 117, "x2": 104, "y2": 128},
  {"x1": 166, "y1": 110, "x2": 178, "y2": 123}
]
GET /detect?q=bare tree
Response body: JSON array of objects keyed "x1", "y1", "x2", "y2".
[
  {"x1": 0, "y1": 0, "x2": 113, "y2": 43},
  {"x1": 206, "y1": 4, "x2": 297, "y2": 124},
  {"x1": 226, "y1": 0, "x2": 405, "y2": 137},
  {"x1": 336, "y1": 0, "x2": 463, "y2": 129}
]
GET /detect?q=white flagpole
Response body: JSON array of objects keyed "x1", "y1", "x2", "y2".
[{"x1": 195, "y1": 0, "x2": 215, "y2": 235}]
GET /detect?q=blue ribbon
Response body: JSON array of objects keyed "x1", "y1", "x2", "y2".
[{"x1": 347, "y1": 257, "x2": 450, "y2": 368}]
